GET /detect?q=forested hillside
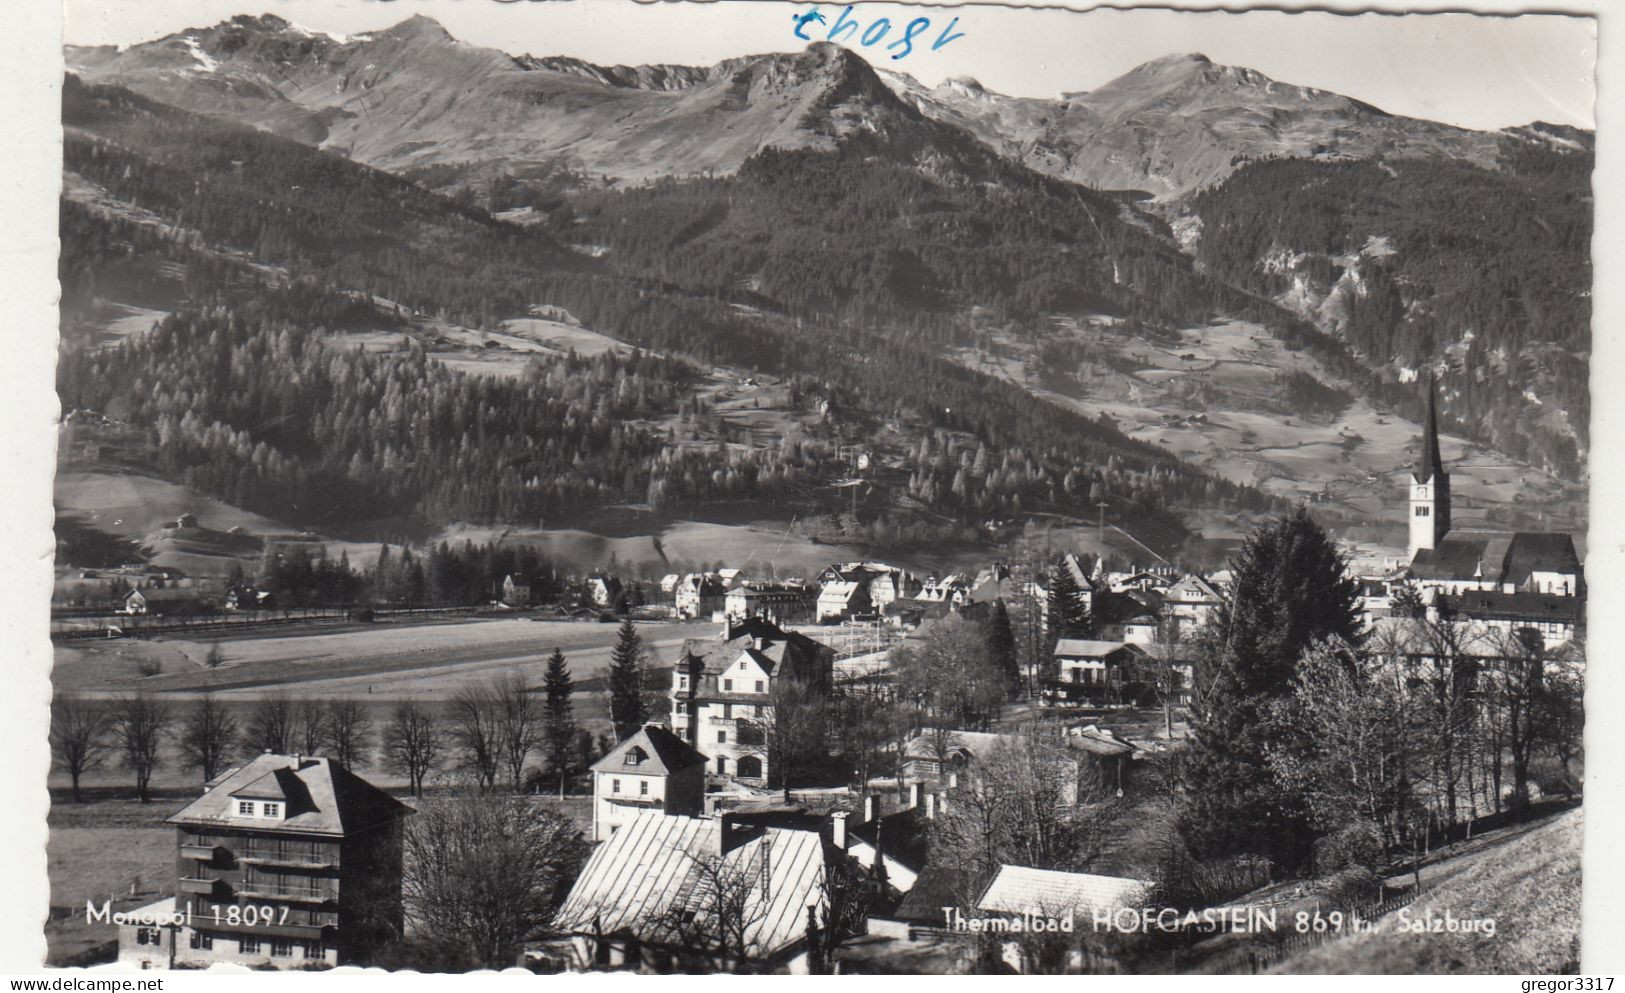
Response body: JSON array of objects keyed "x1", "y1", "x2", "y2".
[
  {"x1": 1191, "y1": 142, "x2": 1592, "y2": 477},
  {"x1": 61, "y1": 75, "x2": 1280, "y2": 538}
]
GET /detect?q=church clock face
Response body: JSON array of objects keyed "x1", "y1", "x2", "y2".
[{"x1": 1414, "y1": 485, "x2": 1429, "y2": 500}]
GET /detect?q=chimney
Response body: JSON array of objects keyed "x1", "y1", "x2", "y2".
[
  {"x1": 831, "y1": 811, "x2": 848, "y2": 850},
  {"x1": 715, "y1": 813, "x2": 734, "y2": 856},
  {"x1": 924, "y1": 792, "x2": 936, "y2": 820},
  {"x1": 863, "y1": 793, "x2": 877, "y2": 824}
]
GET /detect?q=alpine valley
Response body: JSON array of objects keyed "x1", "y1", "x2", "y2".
[{"x1": 57, "y1": 14, "x2": 1591, "y2": 581}]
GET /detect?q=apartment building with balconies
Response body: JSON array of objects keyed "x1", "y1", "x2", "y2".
[{"x1": 130, "y1": 753, "x2": 410, "y2": 970}]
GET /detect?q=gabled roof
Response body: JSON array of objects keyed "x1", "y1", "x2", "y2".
[
  {"x1": 1167, "y1": 574, "x2": 1221, "y2": 602},
  {"x1": 167, "y1": 754, "x2": 409, "y2": 837},
  {"x1": 128, "y1": 588, "x2": 201, "y2": 602},
  {"x1": 552, "y1": 809, "x2": 826, "y2": 959},
  {"x1": 1053, "y1": 639, "x2": 1134, "y2": 659},
  {"x1": 592, "y1": 725, "x2": 708, "y2": 776},
  {"x1": 893, "y1": 865, "x2": 986, "y2": 924},
  {"x1": 978, "y1": 866, "x2": 1151, "y2": 916},
  {"x1": 676, "y1": 618, "x2": 832, "y2": 679}
]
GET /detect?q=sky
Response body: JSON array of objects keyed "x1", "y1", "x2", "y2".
[{"x1": 61, "y1": 0, "x2": 1596, "y2": 131}]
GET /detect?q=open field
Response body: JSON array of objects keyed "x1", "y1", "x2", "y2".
[
  {"x1": 1282, "y1": 807, "x2": 1582, "y2": 974},
  {"x1": 53, "y1": 617, "x2": 720, "y2": 699}
]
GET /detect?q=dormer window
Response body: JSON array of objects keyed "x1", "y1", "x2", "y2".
[
  {"x1": 624, "y1": 747, "x2": 646, "y2": 766},
  {"x1": 262, "y1": 802, "x2": 281, "y2": 819},
  {"x1": 237, "y1": 800, "x2": 254, "y2": 816}
]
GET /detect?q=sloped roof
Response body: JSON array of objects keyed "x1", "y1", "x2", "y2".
[
  {"x1": 167, "y1": 754, "x2": 409, "y2": 837},
  {"x1": 1408, "y1": 537, "x2": 1489, "y2": 581},
  {"x1": 1053, "y1": 639, "x2": 1131, "y2": 659},
  {"x1": 675, "y1": 619, "x2": 832, "y2": 679},
  {"x1": 1500, "y1": 532, "x2": 1581, "y2": 587},
  {"x1": 129, "y1": 588, "x2": 201, "y2": 602},
  {"x1": 903, "y1": 729, "x2": 1026, "y2": 763},
  {"x1": 1064, "y1": 726, "x2": 1135, "y2": 758},
  {"x1": 1167, "y1": 574, "x2": 1221, "y2": 602},
  {"x1": 592, "y1": 724, "x2": 708, "y2": 776},
  {"x1": 893, "y1": 864, "x2": 986, "y2": 924},
  {"x1": 552, "y1": 809, "x2": 827, "y2": 959},
  {"x1": 977, "y1": 866, "x2": 1151, "y2": 916}
]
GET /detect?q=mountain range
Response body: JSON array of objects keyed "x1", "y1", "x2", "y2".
[
  {"x1": 66, "y1": 14, "x2": 1585, "y2": 198},
  {"x1": 57, "y1": 14, "x2": 1592, "y2": 571}
]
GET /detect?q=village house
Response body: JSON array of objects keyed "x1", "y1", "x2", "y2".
[
  {"x1": 816, "y1": 577, "x2": 873, "y2": 622},
  {"x1": 591, "y1": 724, "x2": 707, "y2": 842},
  {"x1": 544, "y1": 808, "x2": 831, "y2": 973},
  {"x1": 1092, "y1": 590, "x2": 1161, "y2": 645},
  {"x1": 586, "y1": 573, "x2": 624, "y2": 610},
  {"x1": 725, "y1": 583, "x2": 816, "y2": 625},
  {"x1": 1042, "y1": 640, "x2": 1145, "y2": 707},
  {"x1": 675, "y1": 573, "x2": 729, "y2": 620},
  {"x1": 123, "y1": 588, "x2": 205, "y2": 617},
  {"x1": 899, "y1": 730, "x2": 1111, "y2": 806},
  {"x1": 501, "y1": 573, "x2": 531, "y2": 607},
  {"x1": 1162, "y1": 574, "x2": 1222, "y2": 635},
  {"x1": 669, "y1": 617, "x2": 835, "y2": 782},
  {"x1": 117, "y1": 754, "x2": 410, "y2": 970}
]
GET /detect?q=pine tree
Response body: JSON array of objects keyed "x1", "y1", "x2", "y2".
[
  {"x1": 1178, "y1": 508, "x2": 1362, "y2": 874},
  {"x1": 607, "y1": 619, "x2": 648, "y2": 740},
  {"x1": 985, "y1": 600, "x2": 1021, "y2": 693},
  {"x1": 543, "y1": 647, "x2": 576, "y2": 796},
  {"x1": 1045, "y1": 561, "x2": 1088, "y2": 656}
]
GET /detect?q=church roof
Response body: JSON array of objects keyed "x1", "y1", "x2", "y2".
[
  {"x1": 1500, "y1": 532, "x2": 1581, "y2": 587},
  {"x1": 1408, "y1": 538, "x2": 1488, "y2": 581}
]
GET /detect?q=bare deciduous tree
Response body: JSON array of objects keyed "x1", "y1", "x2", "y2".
[
  {"x1": 111, "y1": 692, "x2": 172, "y2": 802},
  {"x1": 495, "y1": 673, "x2": 542, "y2": 793},
  {"x1": 178, "y1": 693, "x2": 238, "y2": 783},
  {"x1": 325, "y1": 698, "x2": 374, "y2": 771},
  {"x1": 241, "y1": 691, "x2": 295, "y2": 755},
  {"x1": 448, "y1": 684, "x2": 503, "y2": 791},
  {"x1": 401, "y1": 791, "x2": 586, "y2": 969},
  {"x1": 383, "y1": 700, "x2": 442, "y2": 797},
  {"x1": 50, "y1": 697, "x2": 113, "y2": 802}
]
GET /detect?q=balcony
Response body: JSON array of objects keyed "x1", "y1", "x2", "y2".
[
  {"x1": 179, "y1": 843, "x2": 224, "y2": 861},
  {"x1": 237, "y1": 882, "x2": 332, "y2": 904},
  {"x1": 177, "y1": 876, "x2": 224, "y2": 896},
  {"x1": 237, "y1": 848, "x2": 335, "y2": 870}
]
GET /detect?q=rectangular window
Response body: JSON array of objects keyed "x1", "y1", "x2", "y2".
[
  {"x1": 262, "y1": 802, "x2": 280, "y2": 818},
  {"x1": 676, "y1": 701, "x2": 686, "y2": 714},
  {"x1": 639, "y1": 780, "x2": 649, "y2": 796},
  {"x1": 190, "y1": 931, "x2": 213, "y2": 950},
  {"x1": 306, "y1": 942, "x2": 325, "y2": 960},
  {"x1": 612, "y1": 778, "x2": 620, "y2": 793},
  {"x1": 755, "y1": 680, "x2": 765, "y2": 693},
  {"x1": 240, "y1": 937, "x2": 261, "y2": 955},
  {"x1": 237, "y1": 800, "x2": 254, "y2": 816},
  {"x1": 723, "y1": 678, "x2": 733, "y2": 691},
  {"x1": 272, "y1": 939, "x2": 294, "y2": 957},
  {"x1": 1415, "y1": 506, "x2": 1430, "y2": 517},
  {"x1": 717, "y1": 730, "x2": 727, "y2": 744}
]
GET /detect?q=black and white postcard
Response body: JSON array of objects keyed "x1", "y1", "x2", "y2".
[{"x1": 9, "y1": 0, "x2": 1607, "y2": 977}]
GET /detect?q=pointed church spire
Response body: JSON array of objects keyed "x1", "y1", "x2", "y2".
[{"x1": 1414, "y1": 373, "x2": 1445, "y2": 484}]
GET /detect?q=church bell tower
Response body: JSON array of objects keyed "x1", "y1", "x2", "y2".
[{"x1": 1408, "y1": 375, "x2": 1451, "y2": 558}]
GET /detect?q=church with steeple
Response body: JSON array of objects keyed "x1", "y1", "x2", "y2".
[
  {"x1": 1400, "y1": 375, "x2": 1585, "y2": 648},
  {"x1": 1408, "y1": 375, "x2": 1452, "y2": 560}
]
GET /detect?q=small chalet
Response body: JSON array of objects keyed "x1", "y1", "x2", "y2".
[{"x1": 501, "y1": 574, "x2": 532, "y2": 607}]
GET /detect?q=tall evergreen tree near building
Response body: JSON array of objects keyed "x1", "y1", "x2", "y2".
[
  {"x1": 607, "y1": 619, "x2": 649, "y2": 740},
  {"x1": 542, "y1": 647, "x2": 576, "y2": 796},
  {"x1": 1178, "y1": 508, "x2": 1362, "y2": 874},
  {"x1": 1045, "y1": 561, "x2": 1089, "y2": 656},
  {"x1": 985, "y1": 601, "x2": 1022, "y2": 693}
]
